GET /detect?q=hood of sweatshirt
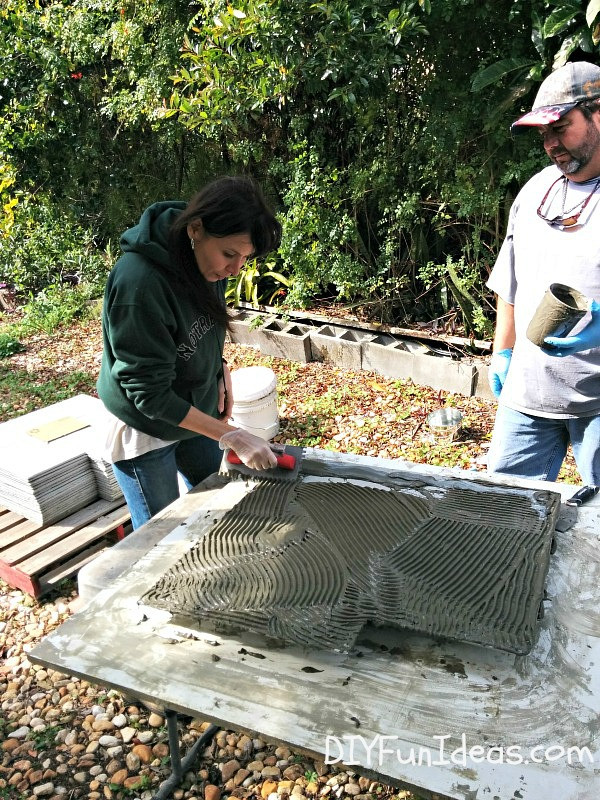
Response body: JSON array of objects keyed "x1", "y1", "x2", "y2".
[{"x1": 120, "y1": 201, "x2": 187, "y2": 268}]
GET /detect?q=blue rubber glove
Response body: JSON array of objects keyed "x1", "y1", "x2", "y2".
[
  {"x1": 488, "y1": 348, "x2": 512, "y2": 398},
  {"x1": 544, "y1": 300, "x2": 600, "y2": 356}
]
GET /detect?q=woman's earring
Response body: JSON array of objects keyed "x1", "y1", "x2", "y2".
[{"x1": 190, "y1": 238, "x2": 195, "y2": 251}]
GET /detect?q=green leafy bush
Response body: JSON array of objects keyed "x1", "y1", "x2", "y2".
[
  {"x1": 0, "y1": 332, "x2": 25, "y2": 358},
  {"x1": 19, "y1": 284, "x2": 96, "y2": 335},
  {"x1": 0, "y1": 195, "x2": 110, "y2": 296},
  {"x1": 3, "y1": 0, "x2": 599, "y2": 335},
  {"x1": 277, "y1": 145, "x2": 368, "y2": 308}
]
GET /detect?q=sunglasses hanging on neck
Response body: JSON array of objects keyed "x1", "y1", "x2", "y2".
[{"x1": 537, "y1": 175, "x2": 600, "y2": 229}]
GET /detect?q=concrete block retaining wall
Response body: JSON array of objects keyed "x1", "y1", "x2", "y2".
[
  {"x1": 362, "y1": 335, "x2": 416, "y2": 381},
  {"x1": 261, "y1": 319, "x2": 312, "y2": 363},
  {"x1": 310, "y1": 325, "x2": 374, "y2": 371},
  {"x1": 411, "y1": 353, "x2": 477, "y2": 396},
  {"x1": 227, "y1": 313, "x2": 493, "y2": 400},
  {"x1": 228, "y1": 309, "x2": 266, "y2": 347}
]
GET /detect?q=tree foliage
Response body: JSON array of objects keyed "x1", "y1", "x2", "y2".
[
  {"x1": 0, "y1": 0, "x2": 215, "y2": 292},
  {"x1": 1, "y1": 0, "x2": 599, "y2": 336},
  {"x1": 169, "y1": 0, "x2": 545, "y2": 333}
]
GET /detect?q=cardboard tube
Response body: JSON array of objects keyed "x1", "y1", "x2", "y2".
[{"x1": 526, "y1": 283, "x2": 589, "y2": 349}]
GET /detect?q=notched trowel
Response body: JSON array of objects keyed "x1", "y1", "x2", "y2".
[
  {"x1": 555, "y1": 485, "x2": 599, "y2": 532},
  {"x1": 224, "y1": 443, "x2": 304, "y2": 482}
]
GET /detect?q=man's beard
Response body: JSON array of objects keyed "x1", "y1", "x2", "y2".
[
  {"x1": 557, "y1": 155, "x2": 583, "y2": 174},
  {"x1": 549, "y1": 121, "x2": 600, "y2": 176}
]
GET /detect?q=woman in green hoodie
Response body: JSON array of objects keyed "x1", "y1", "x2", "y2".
[{"x1": 97, "y1": 176, "x2": 282, "y2": 528}]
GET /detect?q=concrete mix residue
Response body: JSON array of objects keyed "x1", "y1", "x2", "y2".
[{"x1": 141, "y1": 467, "x2": 560, "y2": 655}]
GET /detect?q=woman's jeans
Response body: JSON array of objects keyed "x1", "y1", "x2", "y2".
[
  {"x1": 112, "y1": 435, "x2": 222, "y2": 529},
  {"x1": 487, "y1": 405, "x2": 600, "y2": 485}
]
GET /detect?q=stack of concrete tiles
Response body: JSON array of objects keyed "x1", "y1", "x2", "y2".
[
  {"x1": 88, "y1": 454, "x2": 122, "y2": 501},
  {"x1": 0, "y1": 394, "x2": 122, "y2": 525}
]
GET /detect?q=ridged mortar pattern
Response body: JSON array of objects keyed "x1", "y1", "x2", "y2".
[{"x1": 141, "y1": 476, "x2": 559, "y2": 654}]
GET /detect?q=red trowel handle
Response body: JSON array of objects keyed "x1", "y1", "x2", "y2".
[{"x1": 226, "y1": 450, "x2": 296, "y2": 470}]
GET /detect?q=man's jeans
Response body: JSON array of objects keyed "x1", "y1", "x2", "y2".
[
  {"x1": 487, "y1": 405, "x2": 600, "y2": 485},
  {"x1": 112, "y1": 435, "x2": 222, "y2": 530}
]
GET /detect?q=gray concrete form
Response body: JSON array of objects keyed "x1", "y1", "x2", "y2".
[
  {"x1": 35, "y1": 452, "x2": 600, "y2": 800},
  {"x1": 227, "y1": 315, "x2": 494, "y2": 400}
]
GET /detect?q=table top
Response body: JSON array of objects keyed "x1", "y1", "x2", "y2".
[{"x1": 29, "y1": 452, "x2": 600, "y2": 800}]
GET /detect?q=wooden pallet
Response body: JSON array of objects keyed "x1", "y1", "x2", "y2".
[{"x1": 0, "y1": 498, "x2": 130, "y2": 598}]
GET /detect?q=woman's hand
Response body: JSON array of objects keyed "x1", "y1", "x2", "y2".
[
  {"x1": 219, "y1": 429, "x2": 278, "y2": 470},
  {"x1": 217, "y1": 361, "x2": 234, "y2": 419}
]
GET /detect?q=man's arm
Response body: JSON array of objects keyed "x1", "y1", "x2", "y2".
[
  {"x1": 488, "y1": 297, "x2": 515, "y2": 398},
  {"x1": 493, "y1": 296, "x2": 515, "y2": 351}
]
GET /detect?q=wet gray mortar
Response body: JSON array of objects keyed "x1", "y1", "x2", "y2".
[{"x1": 141, "y1": 465, "x2": 560, "y2": 655}]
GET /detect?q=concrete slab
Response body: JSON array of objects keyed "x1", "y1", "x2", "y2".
[
  {"x1": 77, "y1": 474, "x2": 229, "y2": 606},
  {"x1": 29, "y1": 452, "x2": 600, "y2": 800},
  {"x1": 141, "y1": 467, "x2": 558, "y2": 655}
]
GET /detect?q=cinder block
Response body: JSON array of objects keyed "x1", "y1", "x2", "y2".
[
  {"x1": 411, "y1": 353, "x2": 476, "y2": 396},
  {"x1": 472, "y1": 364, "x2": 497, "y2": 401},
  {"x1": 310, "y1": 326, "x2": 373, "y2": 371},
  {"x1": 228, "y1": 310, "x2": 266, "y2": 346},
  {"x1": 260, "y1": 319, "x2": 313, "y2": 363},
  {"x1": 362, "y1": 335, "x2": 415, "y2": 380}
]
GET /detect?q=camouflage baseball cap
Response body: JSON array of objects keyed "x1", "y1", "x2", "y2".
[{"x1": 512, "y1": 61, "x2": 600, "y2": 130}]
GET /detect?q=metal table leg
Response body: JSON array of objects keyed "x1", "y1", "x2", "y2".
[{"x1": 153, "y1": 710, "x2": 219, "y2": 800}]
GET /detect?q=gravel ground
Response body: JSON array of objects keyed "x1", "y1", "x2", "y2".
[
  {"x1": 0, "y1": 581, "x2": 437, "y2": 800},
  {"x1": 0, "y1": 315, "x2": 579, "y2": 800}
]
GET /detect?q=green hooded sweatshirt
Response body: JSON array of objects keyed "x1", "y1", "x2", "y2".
[{"x1": 97, "y1": 202, "x2": 226, "y2": 440}]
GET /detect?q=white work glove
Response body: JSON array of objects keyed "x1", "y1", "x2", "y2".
[
  {"x1": 217, "y1": 361, "x2": 233, "y2": 419},
  {"x1": 219, "y1": 429, "x2": 278, "y2": 471}
]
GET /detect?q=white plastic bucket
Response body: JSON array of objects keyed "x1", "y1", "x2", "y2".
[{"x1": 230, "y1": 366, "x2": 279, "y2": 441}]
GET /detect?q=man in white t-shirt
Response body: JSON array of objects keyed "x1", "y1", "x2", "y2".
[{"x1": 487, "y1": 61, "x2": 600, "y2": 484}]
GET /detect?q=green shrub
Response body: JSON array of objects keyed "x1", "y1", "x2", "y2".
[
  {"x1": 0, "y1": 332, "x2": 25, "y2": 358},
  {"x1": 278, "y1": 145, "x2": 368, "y2": 308},
  {"x1": 0, "y1": 195, "x2": 110, "y2": 296},
  {"x1": 19, "y1": 284, "x2": 96, "y2": 335}
]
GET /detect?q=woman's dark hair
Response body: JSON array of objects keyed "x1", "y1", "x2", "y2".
[{"x1": 168, "y1": 176, "x2": 282, "y2": 326}]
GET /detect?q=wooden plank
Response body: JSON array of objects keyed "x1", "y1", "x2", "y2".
[
  {"x1": 38, "y1": 542, "x2": 108, "y2": 592},
  {"x1": 0, "y1": 559, "x2": 40, "y2": 597},
  {"x1": 0, "y1": 517, "x2": 44, "y2": 550},
  {"x1": 0, "y1": 508, "x2": 26, "y2": 532},
  {"x1": 19, "y1": 506, "x2": 130, "y2": 575},
  {"x1": 0, "y1": 499, "x2": 122, "y2": 567}
]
